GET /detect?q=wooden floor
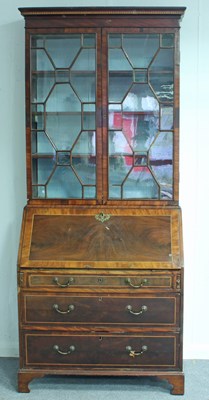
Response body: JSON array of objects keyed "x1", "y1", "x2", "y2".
[{"x1": 0, "y1": 358, "x2": 208, "y2": 399}]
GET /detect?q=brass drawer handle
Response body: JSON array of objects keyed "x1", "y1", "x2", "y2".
[
  {"x1": 125, "y1": 278, "x2": 148, "y2": 288},
  {"x1": 126, "y1": 304, "x2": 148, "y2": 316},
  {"x1": 126, "y1": 345, "x2": 148, "y2": 358},
  {"x1": 53, "y1": 304, "x2": 75, "y2": 314},
  {"x1": 53, "y1": 277, "x2": 74, "y2": 288},
  {"x1": 53, "y1": 345, "x2": 75, "y2": 355}
]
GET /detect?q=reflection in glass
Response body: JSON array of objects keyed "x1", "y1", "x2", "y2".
[
  {"x1": 149, "y1": 49, "x2": 174, "y2": 102},
  {"x1": 109, "y1": 105, "x2": 122, "y2": 129},
  {"x1": 149, "y1": 132, "x2": 173, "y2": 199},
  {"x1": 107, "y1": 33, "x2": 174, "y2": 200},
  {"x1": 123, "y1": 83, "x2": 159, "y2": 112},
  {"x1": 109, "y1": 156, "x2": 132, "y2": 186},
  {"x1": 160, "y1": 106, "x2": 173, "y2": 130},
  {"x1": 123, "y1": 167, "x2": 159, "y2": 199},
  {"x1": 109, "y1": 131, "x2": 132, "y2": 155}
]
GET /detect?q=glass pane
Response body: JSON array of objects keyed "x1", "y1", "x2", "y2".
[
  {"x1": 149, "y1": 49, "x2": 174, "y2": 102},
  {"x1": 161, "y1": 106, "x2": 173, "y2": 130},
  {"x1": 31, "y1": 36, "x2": 44, "y2": 48},
  {"x1": 83, "y1": 113, "x2": 95, "y2": 130},
  {"x1": 109, "y1": 105, "x2": 122, "y2": 129},
  {"x1": 109, "y1": 131, "x2": 132, "y2": 155},
  {"x1": 84, "y1": 186, "x2": 96, "y2": 198},
  {"x1": 55, "y1": 70, "x2": 70, "y2": 83},
  {"x1": 72, "y1": 157, "x2": 96, "y2": 184},
  {"x1": 71, "y1": 72, "x2": 96, "y2": 102},
  {"x1": 149, "y1": 131, "x2": 173, "y2": 199},
  {"x1": 161, "y1": 33, "x2": 174, "y2": 47},
  {"x1": 32, "y1": 131, "x2": 55, "y2": 154},
  {"x1": 31, "y1": 49, "x2": 54, "y2": 71},
  {"x1": 47, "y1": 166, "x2": 82, "y2": 198},
  {"x1": 134, "y1": 70, "x2": 147, "y2": 83},
  {"x1": 71, "y1": 49, "x2": 95, "y2": 71},
  {"x1": 32, "y1": 186, "x2": 46, "y2": 198},
  {"x1": 31, "y1": 109, "x2": 44, "y2": 130},
  {"x1": 46, "y1": 84, "x2": 80, "y2": 112},
  {"x1": 72, "y1": 131, "x2": 96, "y2": 156},
  {"x1": 123, "y1": 167, "x2": 159, "y2": 199},
  {"x1": 123, "y1": 34, "x2": 159, "y2": 68},
  {"x1": 123, "y1": 83, "x2": 159, "y2": 112},
  {"x1": 57, "y1": 152, "x2": 71, "y2": 165},
  {"x1": 31, "y1": 74, "x2": 55, "y2": 103},
  {"x1": 83, "y1": 34, "x2": 96, "y2": 48},
  {"x1": 109, "y1": 156, "x2": 133, "y2": 186},
  {"x1": 109, "y1": 72, "x2": 132, "y2": 103},
  {"x1": 45, "y1": 35, "x2": 81, "y2": 68},
  {"x1": 123, "y1": 113, "x2": 159, "y2": 151},
  {"x1": 46, "y1": 114, "x2": 81, "y2": 150},
  {"x1": 109, "y1": 34, "x2": 122, "y2": 48},
  {"x1": 32, "y1": 158, "x2": 55, "y2": 184}
]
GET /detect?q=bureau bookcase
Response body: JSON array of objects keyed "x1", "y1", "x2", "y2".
[{"x1": 18, "y1": 7, "x2": 185, "y2": 394}]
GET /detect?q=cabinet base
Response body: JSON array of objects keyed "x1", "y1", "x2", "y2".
[{"x1": 18, "y1": 369, "x2": 184, "y2": 395}]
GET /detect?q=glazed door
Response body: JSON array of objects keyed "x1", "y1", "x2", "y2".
[
  {"x1": 28, "y1": 27, "x2": 178, "y2": 205},
  {"x1": 29, "y1": 29, "x2": 102, "y2": 202},
  {"x1": 102, "y1": 29, "x2": 177, "y2": 204}
]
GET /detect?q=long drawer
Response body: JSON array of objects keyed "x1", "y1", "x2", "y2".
[
  {"x1": 24, "y1": 332, "x2": 179, "y2": 369},
  {"x1": 20, "y1": 271, "x2": 181, "y2": 291},
  {"x1": 22, "y1": 293, "x2": 179, "y2": 326}
]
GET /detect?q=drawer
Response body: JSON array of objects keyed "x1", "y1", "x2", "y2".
[
  {"x1": 24, "y1": 333, "x2": 178, "y2": 368},
  {"x1": 27, "y1": 273, "x2": 175, "y2": 290},
  {"x1": 23, "y1": 294, "x2": 179, "y2": 326}
]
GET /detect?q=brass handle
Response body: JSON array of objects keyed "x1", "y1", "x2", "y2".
[
  {"x1": 53, "y1": 277, "x2": 74, "y2": 288},
  {"x1": 53, "y1": 345, "x2": 75, "y2": 355},
  {"x1": 126, "y1": 278, "x2": 148, "y2": 288},
  {"x1": 53, "y1": 304, "x2": 75, "y2": 314},
  {"x1": 126, "y1": 304, "x2": 148, "y2": 316},
  {"x1": 126, "y1": 345, "x2": 148, "y2": 358}
]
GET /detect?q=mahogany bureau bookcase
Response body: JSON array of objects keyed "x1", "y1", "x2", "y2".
[{"x1": 17, "y1": 7, "x2": 185, "y2": 394}]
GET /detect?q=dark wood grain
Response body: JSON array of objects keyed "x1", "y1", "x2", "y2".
[{"x1": 29, "y1": 214, "x2": 171, "y2": 262}]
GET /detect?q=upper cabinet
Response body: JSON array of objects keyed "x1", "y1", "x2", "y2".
[{"x1": 19, "y1": 7, "x2": 185, "y2": 206}]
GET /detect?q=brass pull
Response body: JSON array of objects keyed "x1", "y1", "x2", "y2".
[
  {"x1": 53, "y1": 345, "x2": 75, "y2": 355},
  {"x1": 126, "y1": 304, "x2": 148, "y2": 316},
  {"x1": 53, "y1": 277, "x2": 74, "y2": 288},
  {"x1": 126, "y1": 278, "x2": 148, "y2": 288},
  {"x1": 53, "y1": 304, "x2": 75, "y2": 314},
  {"x1": 126, "y1": 345, "x2": 148, "y2": 358}
]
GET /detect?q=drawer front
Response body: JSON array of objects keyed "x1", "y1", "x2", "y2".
[
  {"x1": 24, "y1": 294, "x2": 178, "y2": 325},
  {"x1": 28, "y1": 273, "x2": 173, "y2": 290},
  {"x1": 25, "y1": 333, "x2": 178, "y2": 368}
]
